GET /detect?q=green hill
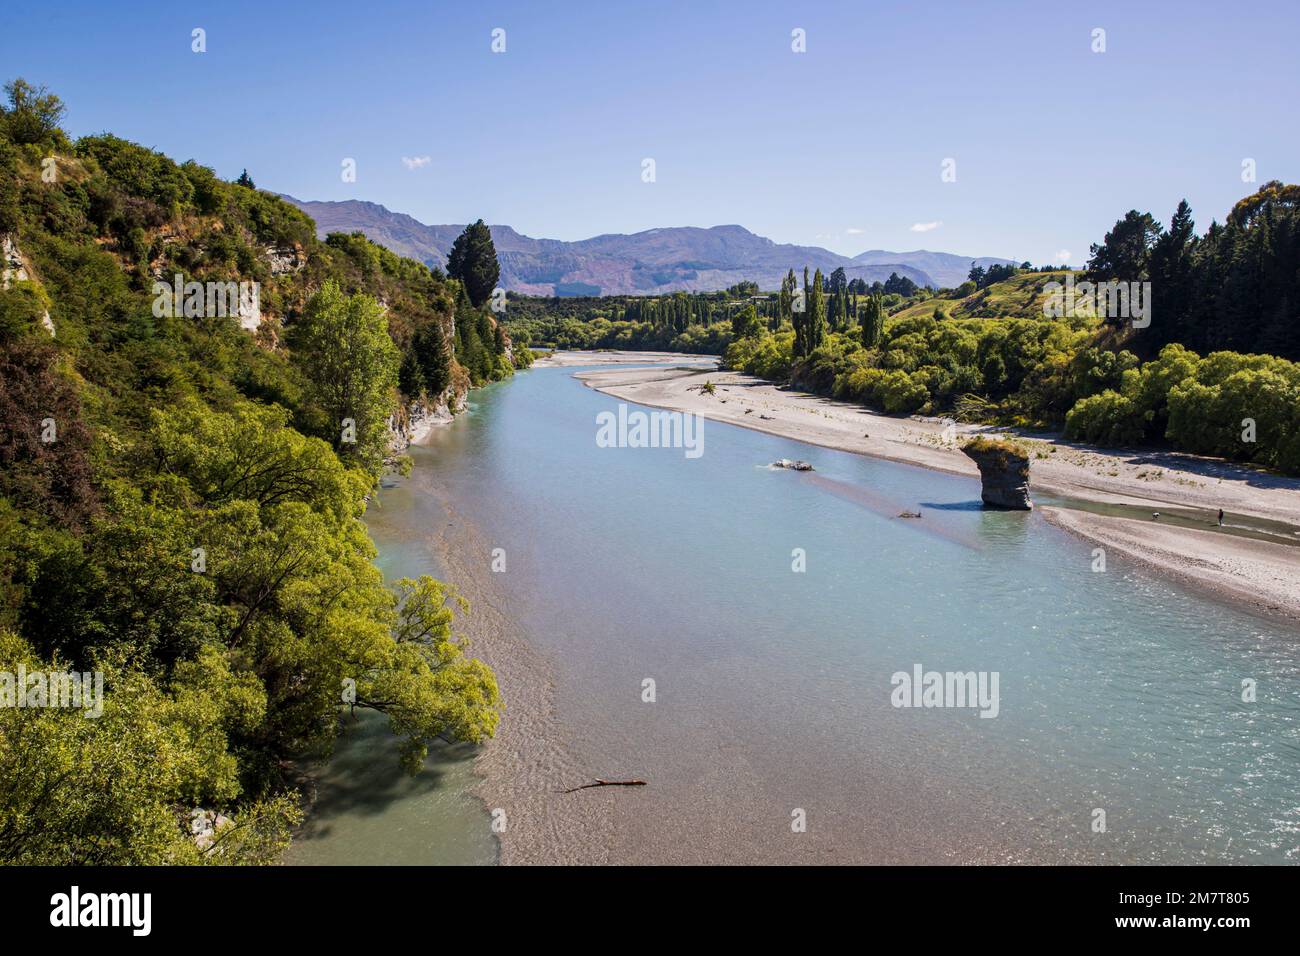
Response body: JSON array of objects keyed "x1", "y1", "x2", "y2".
[
  {"x1": 886, "y1": 270, "x2": 1074, "y2": 324},
  {"x1": 0, "y1": 80, "x2": 517, "y2": 864}
]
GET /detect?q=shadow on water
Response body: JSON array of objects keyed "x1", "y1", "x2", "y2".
[
  {"x1": 803, "y1": 471, "x2": 987, "y2": 550},
  {"x1": 283, "y1": 479, "x2": 499, "y2": 865},
  {"x1": 919, "y1": 500, "x2": 985, "y2": 512},
  {"x1": 294, "y1": 712, "x2": 479, "y2": 842}
]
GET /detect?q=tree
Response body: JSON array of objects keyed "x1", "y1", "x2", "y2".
[
  {"x1": 235, "y1": 168, "x2": 256, "y2": 189},
  {"x1": 402, "y1": 320, "x2": 451, "y2": 399},
  {"x1": 1142, "y1": 199, "x2": 1196, "y2": 351},
  {"x1": 446, "y1": 220, "x2": 500, "y2": 308},
  {"x1": 363, "y1": 576, "x2": 502, "y2": 771},
  {"x1": 860, "y1": 291, "x2": 885, "y2": 347},
  {"x1": 794, "y1": 267, "x2": 810, "y2": 357},
  {"x1": 292, "y1": 280, "x2": 400, "y2": 477},
  {"x1": 807, "y1": 268, "x2": 826, "y2": 352},
  {"x1": 731, "y1": 304, "x2": 762, "y2": 340},
  {"x1": 829, "y1": 267, "x2": 847, "y2": 295},
  {"x1": 0, "y1": 138, "x2": 21, "y2": 234},
  {"x1": 779, "y1": 269, "x2": 796, "y2": 330},
  {"x1": 0, "y1": 339, "x2": 98, "y2": 529},
  {"x1": 1087, "y1": 210, "x2": 1162, "y2": 280},
  {"x1": 884, "y1": 272, "x2": 918, "y2": 297},
  {"x1": 1, "y1": 78, "x2": 68, "y2": 149},
  {"x1": 0, "y1": 628, "x2": 301, "y2": 865}
]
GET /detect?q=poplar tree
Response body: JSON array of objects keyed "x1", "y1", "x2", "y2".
[
  {"x1": 808, "y1": 268, "x2": 826, "y2": 352},
  {"x1": 794, "y1": 267, "x2": 810, "y2": 356},
  {"x1": 860, "y1": 291, "x2": 885, "y2": 347}
]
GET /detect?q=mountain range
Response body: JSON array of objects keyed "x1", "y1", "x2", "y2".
[{"x1": 283, "y1": 196, "x2": 1016, "y2": 295}]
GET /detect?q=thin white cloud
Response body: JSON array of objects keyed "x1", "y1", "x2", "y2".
[
  {"x1": 910, "y1": 221, "x2": 942, "y2": 233},
  {"x1": 1054, "y1": 249, "x2": 1072, "y2": 263},
  {"x1": 846, "y1": 227, "x2": 864, "y2": 235},
  {"x1": 401, "y1": 156, "x2": 432, "y2": 170}
]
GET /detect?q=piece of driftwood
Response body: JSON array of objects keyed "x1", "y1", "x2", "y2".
[{"x1": 560, "y1": 778, "x2": 648, "y2": 794}]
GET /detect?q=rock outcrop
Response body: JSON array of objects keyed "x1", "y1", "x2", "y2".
[
  {"x1": 386, "y1": 374, "x2": 469, "y2": 456},
  {"x1": 264, "y1": 244, "x2": 306, "y2": 275},
  {"x1": 772, "y1": 458, "x2": 814, "y2": 471},
  {"x1": 2, "y1": 235, "x2": 55, "y2": 336},
  {"x1": 962, "y1": 437, "x2": 1032, "y2": 510}
]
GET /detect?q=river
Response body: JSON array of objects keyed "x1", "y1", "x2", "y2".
[{"x1": 290, "y1": 361, "x2": 1300, "y2": 865}]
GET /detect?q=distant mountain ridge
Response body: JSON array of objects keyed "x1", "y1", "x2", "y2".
[
  {"x1": 283, "y1": 196, "x2": 1015, "y2": 295},
  {"x1": 852, "y1": 250, "x2": 1021, "y2": 289}
]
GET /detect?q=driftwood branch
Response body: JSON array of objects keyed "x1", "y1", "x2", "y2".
[{"x1": 560, "y1": 778, "x2": 648, "y2": 794}]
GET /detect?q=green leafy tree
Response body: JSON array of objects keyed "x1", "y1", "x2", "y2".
[
  {"x1": 778, "y1": 269, "x2": 795, "y2": 331},
  {"x1": 292, "y1": 281, "x2": 401, "y2": 477},
  {"x1": 793, "y1": 267, "x2": 810, "y2": 356},
  {"x1": 0, "y1": 78, "x2": 69, "y2": 149},
  {"x1": 808, "y1": 268, "x2": 826, "y2": 352},
  {"x1": 0, "y1": 628, "x2": 301, "y2": 865},
  {"x1": 860, "y1": 291, "x2": 885, "y2": 347},
  {"x1": 730, "y1": 304, "x2": 763, "y2": 340}
]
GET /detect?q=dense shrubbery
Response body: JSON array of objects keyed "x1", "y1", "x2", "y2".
[
  {"x1": 1067, "y1": 346, "x2": 1300, "y2": 471},
  {"x1": 727, "y1": 313, "x2": 1112, "y2": 421},
  {"x1": 511, "y1": 314, "x2": 732, "y2": 355},
  {"x1": 726, "y1": 316, "x2": 1300, "y2": 474},
  {"x1": 0, "y1": 81, "x2": 508, "y2": 862}
]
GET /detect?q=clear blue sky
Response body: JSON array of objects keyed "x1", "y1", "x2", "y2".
[{"x1": 3, "y1": 0, "x2": 1297, "y2": 265}]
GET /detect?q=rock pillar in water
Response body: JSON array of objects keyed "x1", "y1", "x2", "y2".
[{"x1": 961, "y1": 438, "x2": 1032, "y2": 510}]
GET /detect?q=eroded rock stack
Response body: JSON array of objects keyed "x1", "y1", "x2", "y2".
[{"x1": 961, "y1": 437, "x2": 1032, "y2": 510}]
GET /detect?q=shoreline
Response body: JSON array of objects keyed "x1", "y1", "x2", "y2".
[
  {"x1": 564, "y1": 353, "x2": 1300, "y2": 623},
  {"x1": 408, "y1": 457, "x2": 618, "y2": 865},
  {"x1": 532, "y1": 349, "x2": 718, "y2": 367}
]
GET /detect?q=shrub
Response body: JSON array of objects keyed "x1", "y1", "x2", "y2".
[{"x1": 1064, "y1": 390, "x2": 1147, "y2": 446}]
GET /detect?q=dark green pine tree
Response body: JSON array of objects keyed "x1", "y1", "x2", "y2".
[
  {"x1": 447, "y1": 219, "x2": 501, "y2": 308},
  {"x1": 1086, "y1": 210, "x2": 1162, "y2": 283},
  {"x1": 1142, "y1": 199, "x2": 1196, "y2": 353}
]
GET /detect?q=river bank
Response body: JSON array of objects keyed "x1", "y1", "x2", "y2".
[
  {"x1": 571, "y1": 357, "x2": 1300, "y2": 622},
  {"x1": 533, "y1": 349, "x2": 716, "y2": 368}
]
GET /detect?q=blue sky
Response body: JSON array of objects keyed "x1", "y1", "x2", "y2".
[{"x1": 3, "y1": 0, "x2": 1297, "y2": 265}]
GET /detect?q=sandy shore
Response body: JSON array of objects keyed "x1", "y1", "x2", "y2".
[
  {"x1": 570, "y1": 356, "x2": 1300, "y2": 622},
  {"x1": 532, "y1": 349, "x2": 717, "y2": 368}
]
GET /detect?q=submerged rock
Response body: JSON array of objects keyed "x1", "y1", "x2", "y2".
[
  {"x1": 772, "y1": 458, "x2": 814, "y2": 471},
  {"x1": 961, "y1": 437, "x2": 1032, "y2": 510}
]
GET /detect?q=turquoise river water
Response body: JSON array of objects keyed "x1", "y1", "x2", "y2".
[{"x1": 288, "y1": 362, "x2": 1300, "y2": 865}]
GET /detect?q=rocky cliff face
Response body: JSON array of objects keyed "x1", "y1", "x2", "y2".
[
  {"x1": 386, "y1": 305, "x2": 470, "y2": 455},
  {"x1": 962, "y1": 438, "x2": 1033, "y2": 510},
  {"x1": 2, "y1": 235, "x2": 56, "y2": 336},
  {"x1": 387, "y1": 383, "x2": 465, "y2": 455}
]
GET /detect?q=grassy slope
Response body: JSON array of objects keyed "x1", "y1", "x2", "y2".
[{"x1": 886, "y1": 271, "x2": 1074, "y2": 325}]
